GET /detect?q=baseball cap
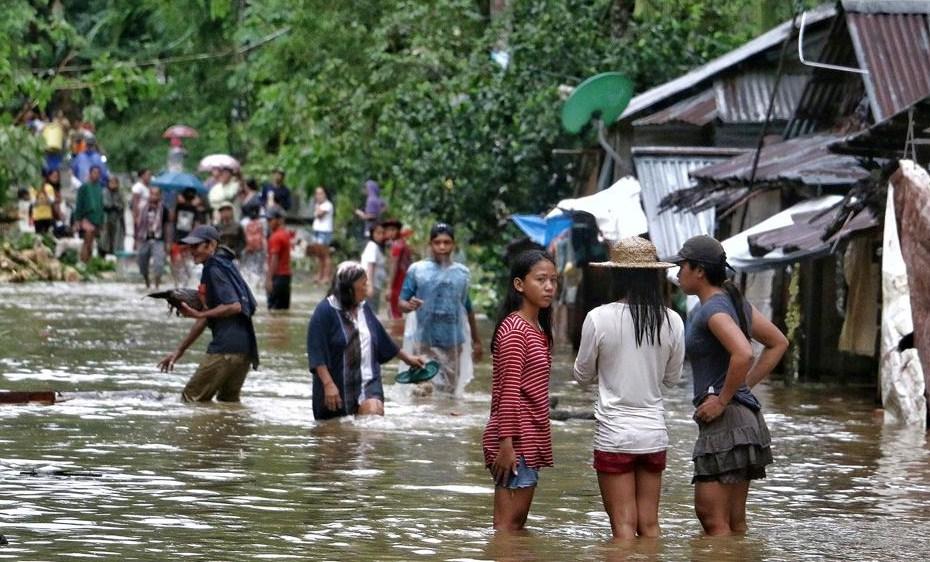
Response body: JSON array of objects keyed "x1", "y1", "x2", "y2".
[
  {"x1": 663, "y1": 235, "x2": 728, "y2": 266},
  {"x1": 179, "y1": 225, "x2": 220, "y2": 245},
  {"x1": 217, "y1": 201, "x2": 234, "y2": 212}
]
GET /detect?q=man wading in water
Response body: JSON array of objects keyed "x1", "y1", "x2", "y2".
[{"x1": 158, "y1": 225, "x2": 259, "y2": 402}]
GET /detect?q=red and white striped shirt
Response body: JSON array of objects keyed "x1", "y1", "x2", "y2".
[{"x1": 482, "y1": 313, "x2": 553, "y2": 470}]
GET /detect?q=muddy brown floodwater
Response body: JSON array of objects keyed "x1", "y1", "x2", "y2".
[{"x1": 1, "y1": 280, "x2": 929, "y2": 561}]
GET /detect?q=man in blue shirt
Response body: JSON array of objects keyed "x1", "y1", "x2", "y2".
[
  {"x1": 157, "y1": 225, "x2": 259, "y2": 402},
  {"x1": 71, "y1": 135, "x2": 109, "y2": 185}
]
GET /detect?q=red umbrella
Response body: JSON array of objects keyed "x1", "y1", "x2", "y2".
[{"x1": 162, "y1": 124, "x2": 199, "y2": 139}]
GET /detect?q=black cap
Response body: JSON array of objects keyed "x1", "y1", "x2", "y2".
[
  {"x1": 429, "y1": 222, "x2": 454, "y2": 240},
  {"x1": 179, "y1": 225, "x2": 220, "y2": 245},
  {"x1": 664, "y1": 235, "x2": 727, "y2": 266},
  {"x1": 267, "y1": 207, "x2": 286, "y2": 220}
]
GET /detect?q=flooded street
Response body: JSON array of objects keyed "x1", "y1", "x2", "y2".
[{"x1": 1, "y1": 280, "x2": 930, "y2": 561}]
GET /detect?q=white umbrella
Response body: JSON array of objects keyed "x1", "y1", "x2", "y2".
[{"x1": 197, "y1": 154, "x2": 240, "y2": 172}]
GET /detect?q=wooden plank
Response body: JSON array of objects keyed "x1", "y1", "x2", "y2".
[{"x1": 0, "y1": 391, "x2": 56, "y2": 405}]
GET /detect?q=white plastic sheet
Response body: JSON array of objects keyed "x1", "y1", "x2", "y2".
[{"x1": 546, "y1": 177, "x2": 648, "y2": 241}]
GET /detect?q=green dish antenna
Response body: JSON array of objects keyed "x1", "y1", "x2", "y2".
[
  {"x1": 561, "y1": 72, "x2": 634, "y2": 190},
  {"x1": 561, "y1": 72, "x2": 633, "y2": 134}
]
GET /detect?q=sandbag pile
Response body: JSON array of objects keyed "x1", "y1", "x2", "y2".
[{"x1": 0, "y1": 240, "x2": 80, "y2": 283}]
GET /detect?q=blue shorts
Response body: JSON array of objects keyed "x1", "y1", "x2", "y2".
[
  {"x1": 491, "y1": 455, "x2": 539, "y2": 490},
  {"x1": 313, "y1": 230, "x2": 333, "y2": 246}
]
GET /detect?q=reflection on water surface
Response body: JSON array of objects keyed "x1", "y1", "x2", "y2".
[{"x1": 1, "y1": 281, "x2": 929, "y2": 560}]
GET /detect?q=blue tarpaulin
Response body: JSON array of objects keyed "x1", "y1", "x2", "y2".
[{"x1": 511, "y1": 214, "x2": 573, "y2": 246}]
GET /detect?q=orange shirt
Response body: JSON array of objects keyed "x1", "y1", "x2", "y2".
[{"x1": 267, "y1": 227, "x2": 292, "y2": 276}]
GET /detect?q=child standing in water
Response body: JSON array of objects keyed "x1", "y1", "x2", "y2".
[{"x1": 482, "y1": 250, "x2": 558, "y2": 532}]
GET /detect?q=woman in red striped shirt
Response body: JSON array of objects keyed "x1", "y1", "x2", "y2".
[{"x1": 483, "y1": 249, "x2": 558, "y2": 532}]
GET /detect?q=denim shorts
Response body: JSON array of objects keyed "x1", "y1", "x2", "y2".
[
  {"x1": 313, "y1": 230, "x2": 333, "y2": 246},
  {"x1": 491, "y1": 455, "x2": 539, "y2": 490}
]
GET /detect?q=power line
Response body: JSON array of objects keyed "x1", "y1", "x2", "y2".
[{"x1": 30, "y1": 27, "x2": 291, "y2": 75}]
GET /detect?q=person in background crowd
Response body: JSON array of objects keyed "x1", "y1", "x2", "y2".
[
  {"x1": 71, "y1": 134, "x2": 109, "y2": 185},
  {"x1": 170, "y1": 187, "x2": 208, "y2": 286},
  {"x1": 216, "y1": 202, "x2": 245, "y2": 258},
  {"x1": 399, "y1": 223, "x2": 483, "y2": 396},
  {"x1": 158, "y1": 225, "x2": 259, "y2": 402},
  {"x1": 667, "y1": 235, "x2": 788, "y2": 536},
  {"x1": 240, "y1": 177, "x2": 262, "y2": 212},
  {"x1": 310, "y1": 186, "x2": 334, "y2": 285},
  {"x1": 131, "y1": 169, "x2": 153, "y2": 248},
  {"x1": 382, "y1": 219, "x2": 411, "y2": 320},
  {"x1": 483, "y1": 249, "x2": 558, "y2": 532},
  {"x1": 266, "y1": 208, "x2": 292, "y2": 310},
  {"x1": 573, "y1": 237, "x2": 685, "y2": 539},
  {"x1": 354, "y1": 179, "x2": 385, "y2": 238},
  {"x1": 262, "y1": 168, "x2": 291, "y2": 212},
  {"x1": 306, "y1": 261, "x2": 426, "y2": 420},
  {"x1": 98, "y1": 175, "x2": 126, "y2": 258},
  {"x1": 41, "y1": 110, "x2": 68, "y2": 173},
  {"x1": 240, "y1": 201, "x2": 267, "y2": 287},
  {"x1": 30, "y1": 169, "x2": 59, "y2": 235},
  {"x1": 16, "y1": 188, "x2": 33, "y2": 233},
  {"x1": 360, "y1": 223, "x2": 387, "y2": 314},
  {"x1": 204, "y1": 167, "x2": 222, "y2": 190},
  {"x1": 73, "y1": 165, "x2": 105, "y2": 262},
  {"x1": 208, "y1": 167, "x2": 239, "y2": 222},
  {"x1": 136, "y1": 186, "x2": 168, "y2": 289}
]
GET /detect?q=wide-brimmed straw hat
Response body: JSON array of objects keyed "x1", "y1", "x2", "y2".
[{"x1": 590, "y1": 237, "x2": 675, "y2": 269}]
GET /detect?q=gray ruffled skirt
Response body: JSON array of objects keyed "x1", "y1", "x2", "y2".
[{"x1": 692, "y1": 401, "x2": 772, "y2": 484}]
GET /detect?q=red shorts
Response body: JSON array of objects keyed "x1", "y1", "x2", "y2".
[{"x1": 593, "y1": 450, "x2": 667, "y2": 474}]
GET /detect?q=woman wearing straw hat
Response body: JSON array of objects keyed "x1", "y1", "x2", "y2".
[
  {"x1": 666, "y1": 234, "x2": 787, "y2": 536},
  {"x1": 573, "y1": 237, "x2": 685, "y2": 539}
]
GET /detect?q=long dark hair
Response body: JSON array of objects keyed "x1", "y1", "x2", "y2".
[
  {"x1": 616, "y1": 268, "x2": 669, "y2": 347},
  {"x1": 492, "y1": 249, "x2": 556, "y2": 353},
  {"x1": 689, "y1": 259, "x2": 750, "y2": 339},
  {"x1": 330, "y1": 261, "x2": 366, "y2": 311}
]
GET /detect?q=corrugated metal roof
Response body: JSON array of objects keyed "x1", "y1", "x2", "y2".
[
  {"x1": 785, "y1": 15, "x2": 865, "y2": 138},
  {"x1": 714, "y1": 72, "x2": 808, "y2": 123},
  {"x1": 632, "y1": 89, "x2": 717, "y2": 127},
  {"x1": 690, "y1": 134, "x2": 870, "y2": 186},
  {"x1": 846, "y1": 11, "x2": 930, "y2": 123},
  {"x1": 842, "y1": 0, "x2": 930, "y2": 15},
  {"x1": 830, "y1": 97, "x2": 930, "y2": 156},
  {"x1": 619, "y1": 4, "x2": 836, "y2": 121},
  {"x1": 788, "y1": 3, "x2": 930, "y2": 137},
  {"x1": 633, "y1": 147, "x2": 746, "y2": 257}
]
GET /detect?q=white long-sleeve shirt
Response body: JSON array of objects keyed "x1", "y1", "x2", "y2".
[{"x1": 573, "y1": 303, "x2": 685, "y2": 453}]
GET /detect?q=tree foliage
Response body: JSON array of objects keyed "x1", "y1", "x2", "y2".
[{"x1": 2, "y1": 0, "x2": 805, "y2": 235}]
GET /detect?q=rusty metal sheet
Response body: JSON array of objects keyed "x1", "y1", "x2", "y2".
[
  {"x1": 632, "y1": 89, "x2": 716, "y2": 127},
  {"x1": 690, "y1": 134, "x2": 870, "y2": 186},
  {"x1": 847, "y1": 11, "x2": 930, "y2": 123}
]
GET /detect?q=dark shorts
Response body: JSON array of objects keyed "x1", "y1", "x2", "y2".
[
  {"x1": 594, "y1": 450, "x2": 667, "y2": 474},
  {"x1": 267, "y1": 274, "x2": 291, "y2": 310}
]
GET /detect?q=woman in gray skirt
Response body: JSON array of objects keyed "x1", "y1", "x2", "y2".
[{"x1": 667, "y1": 235, "x2": 788, "y2": 536}]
